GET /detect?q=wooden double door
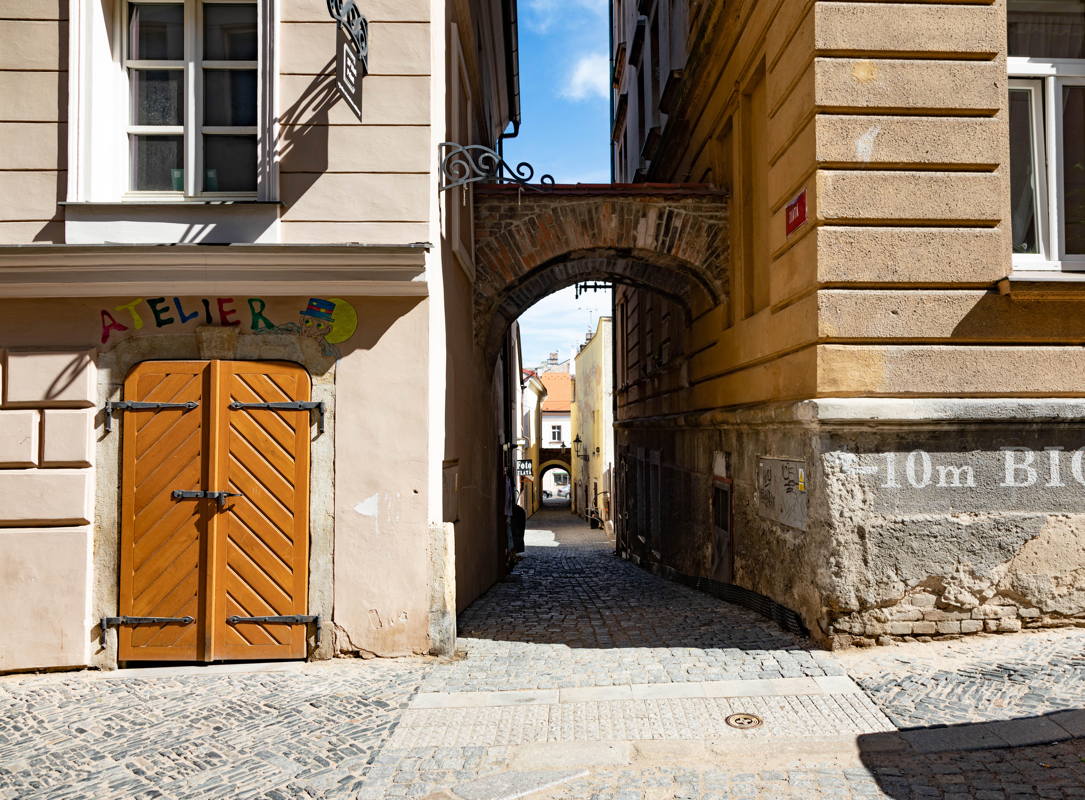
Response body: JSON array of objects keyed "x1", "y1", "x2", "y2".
[{"x1": 117, "y1": 360, "x2": 313, "y2": 662}]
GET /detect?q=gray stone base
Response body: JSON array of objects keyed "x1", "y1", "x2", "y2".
[{"x1": 616, "y1": 398, "x2": 1085, "y2": 648}]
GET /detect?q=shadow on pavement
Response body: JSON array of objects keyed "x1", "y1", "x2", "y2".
[
  {"x1": 857, "y1": 710, "x2": 1085, "y2": 797},
  {"x1": 460, "y1": 509, "x2": 824, "y2": 653}
]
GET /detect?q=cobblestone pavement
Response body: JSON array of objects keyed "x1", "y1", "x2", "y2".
[
  {"x1": 2, "y1": 508, "x2": 1084, "y2": 799},
  {"x1": 0, "y1": 660, "x2": 428, "y2": 800},
  {"x1": 422, "y1": 510, "x2": 843, "y2": 695},
  {"x1": 838, "y1": 629, "x2": 1085, "y2": 728}
]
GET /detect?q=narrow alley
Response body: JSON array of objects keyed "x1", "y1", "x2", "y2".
[{"x1": 1, "y1": 510, "x2": 1083, "y2": 799}]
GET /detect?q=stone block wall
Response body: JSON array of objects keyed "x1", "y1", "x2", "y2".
[{"x1": 0, "y1": 348, "x2": 96, "y2": 670}]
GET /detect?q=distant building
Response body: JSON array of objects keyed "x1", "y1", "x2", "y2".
[
  {"x1": 571, "y1": 318, "x2": 614, "y2": 530},
  {"x1": 540, "y1": 371, "x2": 573, "y2": 449},
  {"x1": 519, "y1": 369, "x2": 547, "y2": 515}
]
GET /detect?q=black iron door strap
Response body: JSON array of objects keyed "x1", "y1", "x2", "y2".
[
  {"x1": 100, "y1": 615, "x2": 195, "y2": 646},
  {"x1": 103, "y1": 400, "x2": 199, "y2": 433},
  {"x1": 228, "y1": 401, "x2": 326, "y2": 434},
  {"x1": 226, "y1": 614, "x2": 322, "y2": 646}
]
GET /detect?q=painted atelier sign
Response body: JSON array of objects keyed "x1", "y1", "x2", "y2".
[
  {"x1": 98, "y1": 296, "x2": 359, "y2": 357},
  {"x1": 785, "y1": 189, "x2": 807, "y2": 236},
  {"x1": 517, "y1": 459, "x2": 533, "y2": 478}
]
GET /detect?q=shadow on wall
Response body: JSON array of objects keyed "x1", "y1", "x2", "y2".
[
  {"x1": 953, "y1": 292, "x2": 1085, "y2": 341},
  {"x1": 856, "y1": 712, "x2": 1085, "y2": 796},
  {"x1": 276, "y1": 60, "x2": 339, "y2": 221},
  {"x1": 45, "y1": 352, "x2": 93, "y2": 400}
]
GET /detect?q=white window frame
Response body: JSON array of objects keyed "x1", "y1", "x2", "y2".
[
  {"x1": 123, "y1": 0, "x2": 261, "y2": 199},
  {"x1": 551, "y1": 425, "x2": 562, "y2": 443},
  {"x1": 1008, "y1": 56, "x2": 1085, "y2": 270}
]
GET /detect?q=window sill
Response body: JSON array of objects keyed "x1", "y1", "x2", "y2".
[
  {"x1": 60, "y1": 200, "x2": 281, "y2": 206},
  {"x1": 997, "y1": 270, "x2": 1085, "y2": 297}
]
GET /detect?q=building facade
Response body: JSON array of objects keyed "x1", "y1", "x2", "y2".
[
  {"x1": 609, "y1": 0, "x2": 1085, "y2": 645},
  {"x1": 518, "y1": 368, "x2": 546, "y2": 515},
  {"x1": 0, "y1": 0, "x2": 521, "y2": 672},
  {"x1": 571, "y1": 316, "x2": 614, "y2": 529}
]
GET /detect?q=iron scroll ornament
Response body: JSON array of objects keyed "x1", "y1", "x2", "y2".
[
  {"x1": 439, "y1": 142, "x2": 555, "y2": 192},
  {"x1": 326, "y1": 0, "x2": 369, "y2": 72}
]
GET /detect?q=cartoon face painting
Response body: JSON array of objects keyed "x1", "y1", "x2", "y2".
[
  {"x1": 299, "y1": 298, "x2": 336, "y2": 339},
  {"x1": 297, "y1": 297, "x2": 360, "y2": 353}
]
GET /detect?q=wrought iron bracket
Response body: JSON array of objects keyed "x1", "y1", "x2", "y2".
[
  {"x1": 326, "y1": 0, "x2": 369, "y2": 72},
  {"x1": 100, "y1": 615, "x2": 194, "y2": 647},
  {"x1": 226, "y1": 614, "x2": 322, "y2": 647},
  {"x1": 171, "y1": 490, "x2": 243, "y2": 508},
  {"x1": 228, "y1": 400, "x2": 326, "y2": 435},
  {"x1": 103, "y1": 400, "x2": 199, "y2": 433},
  {"x1": 438, "y1": 142, "x2": 554, "y2": 192}
]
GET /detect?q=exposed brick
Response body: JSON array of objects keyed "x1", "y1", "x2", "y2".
[
  {"x1": 959, "y1": 619, "x2": 983, "y2": 634},
  {"x1": 473, "y1": 187, "x2": 729, "y2": 355},
  {"x1": 912, "y1": 621, "x2": 937, "y2": 635}
]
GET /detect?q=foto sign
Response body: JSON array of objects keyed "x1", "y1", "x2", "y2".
[
  {"x1": 517, "y1": 459, "x2": 533, "y2": 478},
  {"x1": 785, "y1": 189, "x2": 807, "y2": 236},
  {"x1": 326, "y1": 0, "x2": 369, "y2": 70},
  {"x1": 327, "y1": 0, "x2": 368, "y2": 120}
]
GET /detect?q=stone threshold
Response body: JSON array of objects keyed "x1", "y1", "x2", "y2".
[{"x1": 409, "y1": 675, "x2": 862, "y2": 709}]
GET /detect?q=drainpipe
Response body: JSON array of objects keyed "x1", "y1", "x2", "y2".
[{"x1": 499, "y1": 0, "x2": 522, "y2": 155}]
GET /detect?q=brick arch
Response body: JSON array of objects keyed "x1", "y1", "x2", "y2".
[{"x1": 472, "y1": 185, "x2": 729, "y2": 357}]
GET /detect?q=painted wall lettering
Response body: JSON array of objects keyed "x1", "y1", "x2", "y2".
[{"x1": 97, "y1": 296, "x2": 360, "y2": 357}]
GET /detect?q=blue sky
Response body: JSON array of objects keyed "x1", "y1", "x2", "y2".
[{"x1": 506, "y1": 0, "x2": 613, "y2": 370}]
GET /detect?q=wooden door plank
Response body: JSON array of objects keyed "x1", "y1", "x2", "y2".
[
  {"x1": 213, "y1": 361, "x2": 312, "y2": 661},
  {"x1": 118, "y1": 361, "x2": 209, "y2": 662}
]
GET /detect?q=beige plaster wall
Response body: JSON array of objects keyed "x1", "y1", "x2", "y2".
[
  {"x1": 0, "y1": 2, "x2": 66, "y2": 244},
  {"x1": 278, "y1": 0, "x2": 432, "y2": 245},
  {"x1": 0, "y1": 293, "x2": 431, "y2": 670}
]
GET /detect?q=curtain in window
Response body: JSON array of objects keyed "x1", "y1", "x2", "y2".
[{"x1": 1008, "y1": 6, "x2": 1085, "y2": 59}]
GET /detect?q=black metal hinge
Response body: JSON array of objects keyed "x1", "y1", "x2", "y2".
[
  {"x1": 228, "y1": 401, "x2": 326, "y2": 434},
  {"x1": 100, "y1": 615, "x2": 194, "y2": 647},
  {"x1": 226, "y1": 614, "x2": 322, "y2": 647},
  {"x1": 103, "y1": 400, "x2": 199, "y2": 433},
  {"x1": 171, "y1": 490, "x2": 243, "y2": 508}
]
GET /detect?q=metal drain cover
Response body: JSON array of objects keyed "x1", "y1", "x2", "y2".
[{"x1": 725, "y1": 713, "x2": 763, "y2": 729}]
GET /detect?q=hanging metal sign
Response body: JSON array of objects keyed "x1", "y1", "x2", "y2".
[
  {"x1": 327, "y1": 0, "x2": 368, "y2": 119},
  {"x1": 326, "y1": 0, "x2": 369, "y2": 70},
  {"x1": 517, "y1": 459, "x2": 534, "y2": 478}
]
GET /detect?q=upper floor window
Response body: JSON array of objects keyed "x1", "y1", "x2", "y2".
[
  {"x1": 1008, "y1": 0, "x2": 1085, "y2": 269},
  {"x1": 551, "y1": 425, "x2": 562, "y2": 442},
  {"x1": 126, "y1": 1, "x2": 258, "y2": 196}
]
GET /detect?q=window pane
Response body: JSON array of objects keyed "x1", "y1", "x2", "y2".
[
  {"x1": 128, "y1": 4, "x2": 184, "y2": 61},
  {"x1": 1009, "y1": 89, "x2": 1041, "y2": 254},
  {"x1": 204, "y1": 4, "x2": 258, "y2": 60},
  {"x1": 203, "y1": 70, "x2": 257, "y2": 126},
  {"x1": 130, "y1": 135, "x2": 184, "y2": 191},
  {"x1": 131, "y1": 70, "x2": 184, "y2": 125},
  {"x1": 1008, "y1": 0, "x2": 1085, "y2": 59},
  {"x1": 1064, "y1": 85, "x2": 1085, "y2": 255},
  {"x1": 204, "y1": 135, "x2": 257, "y2": 192}
]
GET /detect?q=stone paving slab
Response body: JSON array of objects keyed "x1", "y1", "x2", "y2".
[
  {"x1": 388, "y1": 693, "x2": 895, "y2": 748},
  {"x1": 411, "y1": 675, "x2": 865, "y2": 709}
]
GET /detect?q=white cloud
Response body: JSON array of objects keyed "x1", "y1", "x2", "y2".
[
  {"x1": 561, "y1": 52, "x2": 610, "y2": 102},
  {"x1": 518, "y1": 285, "x2": 613, "y2": 370},
  {"x1": 525, "y1": 0, "x2": 607, "y2": 34}
]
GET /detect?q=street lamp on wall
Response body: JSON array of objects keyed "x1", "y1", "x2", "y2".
[{"x1": 573, "y1": 434, "x2": 584, "y2": 458}]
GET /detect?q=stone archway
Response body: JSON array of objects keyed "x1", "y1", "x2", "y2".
[{"x1": 472, "y1": 184, "x2": 729, "y2": 357}]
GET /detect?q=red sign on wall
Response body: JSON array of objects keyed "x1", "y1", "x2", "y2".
[{"x1": 785, "y1": 189, "x2": 808, "y2": 236}]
